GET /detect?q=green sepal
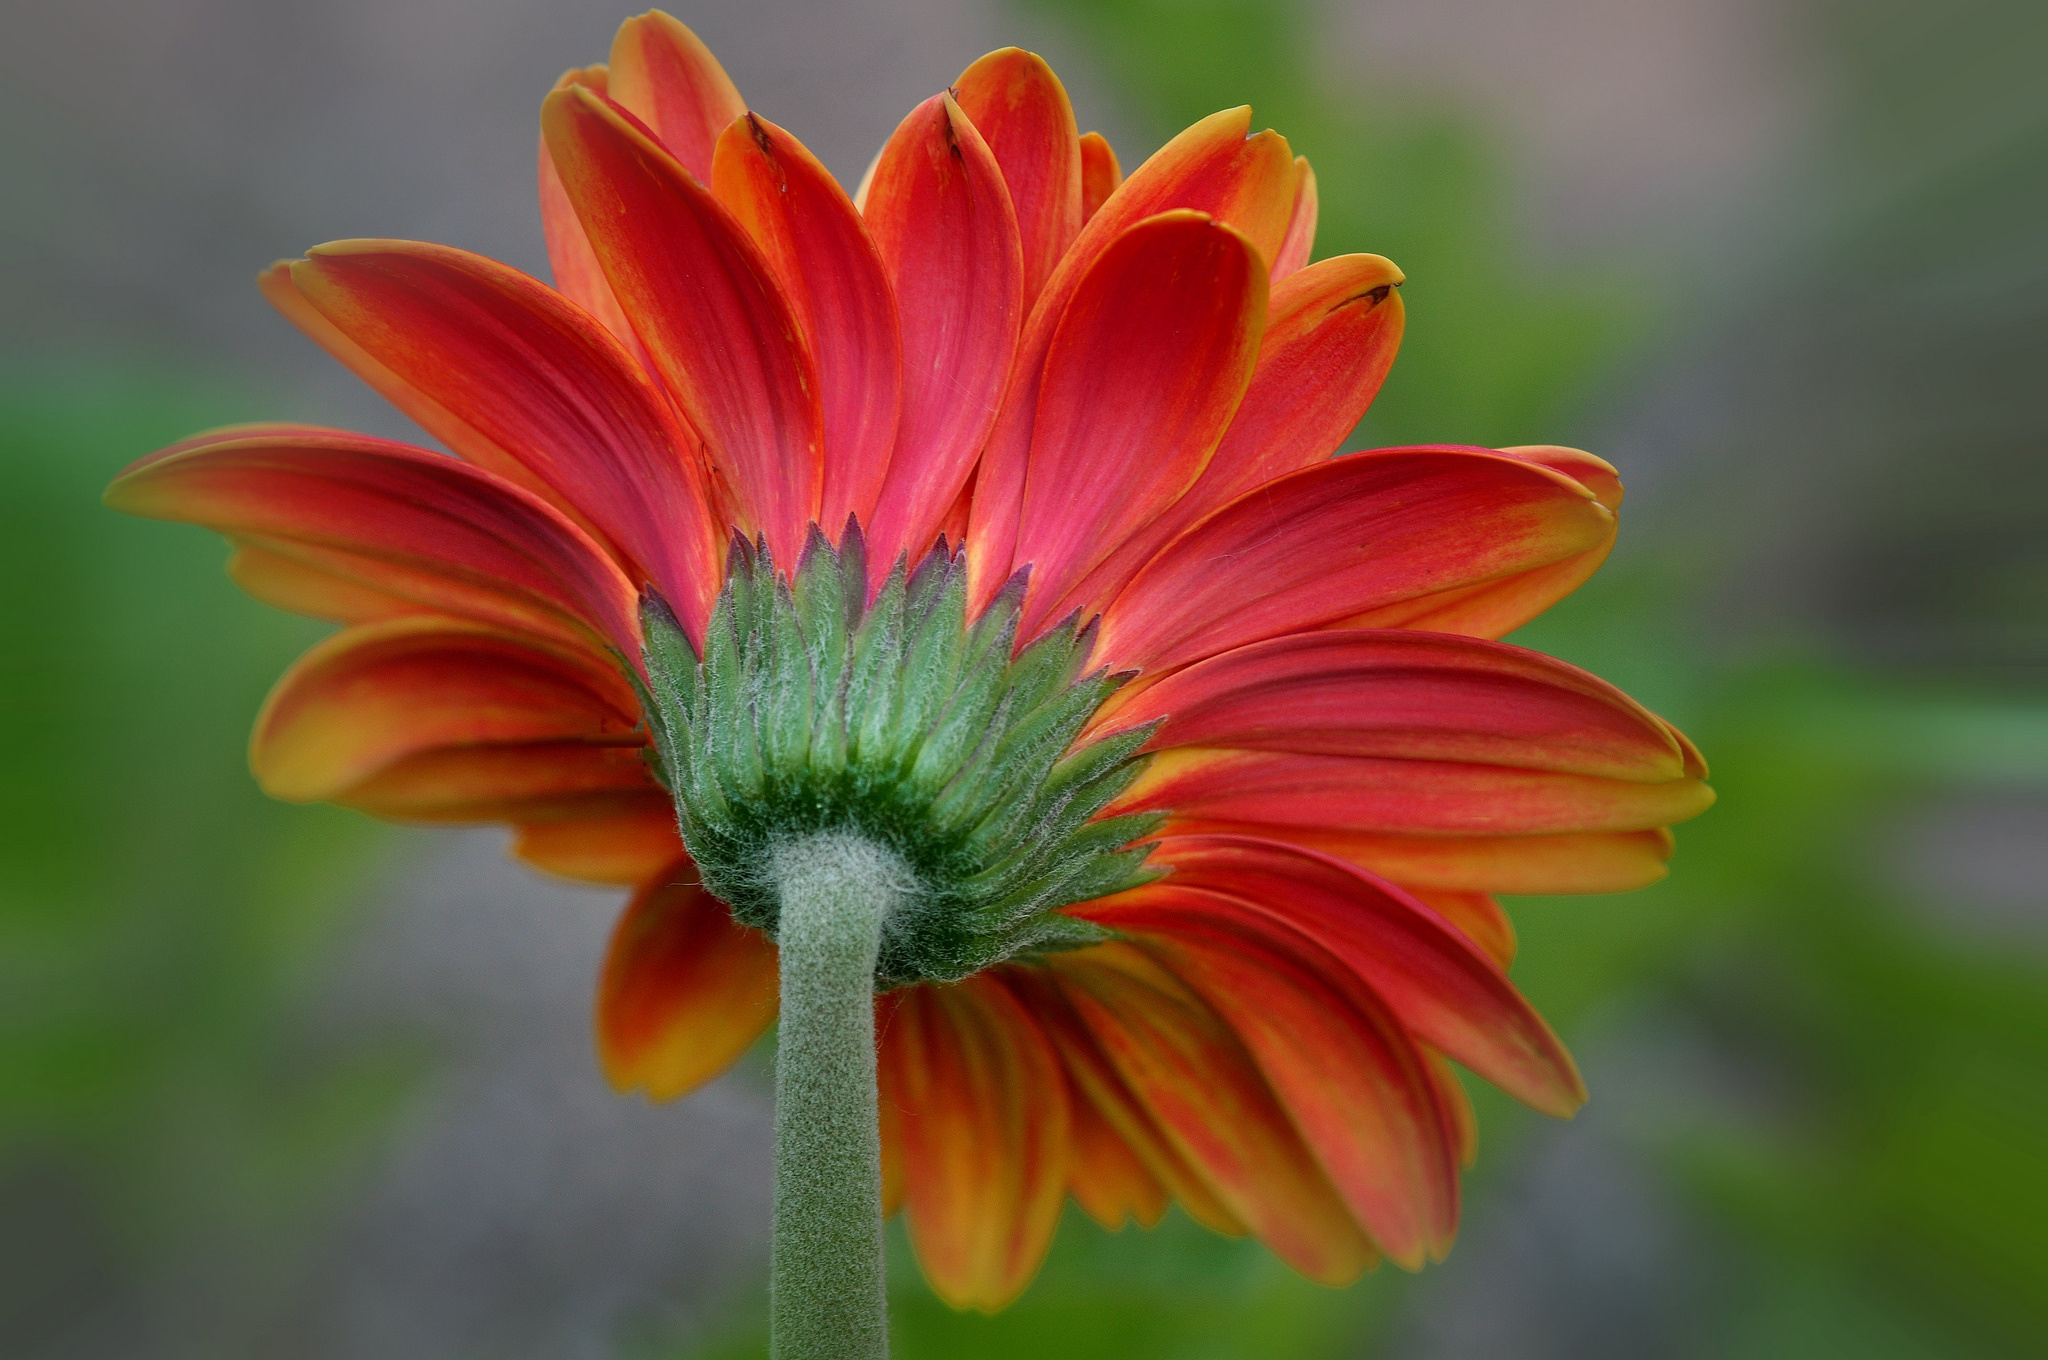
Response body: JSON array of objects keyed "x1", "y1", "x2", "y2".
[{"x1": 636, "y1": 523, "x2": 1160, "y2": 989}]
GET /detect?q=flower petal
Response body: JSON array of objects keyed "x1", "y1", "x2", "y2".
[
  {"x1": 249, "y1": 616, "x2": 641, "y2": 805},
  {"x1": 543, "y1": 82, "x2": 823, "y2": 564},
  {"x1": 340, "y1": 742, "x2": 658, "y2": 823},
  {"x1": 226, "y1": 541, "x2": 428, "y2": 625},
  {"x1": 1099, "y1": 899, "x2": 1460, "y2": 1264},
  {"x1": 512, "y1": 792, "x2": 684, "y2": 885},
  {"x1": 1045, "y1": 943, "x2": 1377, "y2": 1283},
  {"x1": 1181, "y1": 822, "x2": 1678, "y2": 896},
  {"x1": 538, "y1": 65, "x2": 638, "y2": 346},
  {"x1": 1015, "y1": 211, "x2": 1267, "y2": 636},
  {"x1": 713, "y1": 113, "x2": 902, "y2": 532},
  {"x1": 285, "y1": 241, "x2": 723, "y2": 634},
  {"x1": 953, "y1": 48, "x2": 1083, "y2": 308},
  {"x1": 860, "y1": 93, "x2": 1024, "y2": 573},
  {"x1": 1118, "y1": 748, "x2": 1715, "y2": 838},
  {"x1": 604, "y1": 10, "x2": 746, "y2": 181},
  {"x1": 106, "y1": 425, "x2": 642, "y2": 654},
  {"x1": 1104, "y1": 834, "x2": 1585, "y2": 1118},
  {"x1": 999, "y1": 966, "x2": 1245, "y2": 1236},
  {"x1": 1063, "y1": 1076, "x2": 1170, "y2": 1230},
  {"x1": 1271, "y1": 156, "x2": 1317, "y2": 280},
  {"x1": 597, "y1": 864, "x2": 778, "y2": 1100},
  {"x1": 879, "y1": 976, "x2": 1070, "y2": 1311},
  {"x1": 1408, "y1": 889, "x2": 1517, "y2": 969},
  {"x1": 1078, "y1": 131, "x2": 1121, "y2": 221},
  {"x1": 1340, "y1": 446, "x2": 1624, "y2": 638},
  {"x1": 967, "y1": 106, "x2": 1300, "y2": 608},
  {"x1": 1097, "y1": 629, "x2": 1693, "y2": 784},
  {"x1": 1043, "y1": 253, "x2": 1404, "y2": 623},
  {"x1": 1096, "y1": 446, "x2": 1615, "y2": 677}
]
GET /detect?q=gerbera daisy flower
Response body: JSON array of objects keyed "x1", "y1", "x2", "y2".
[{"x1": 105, "y1": 11, "x2": 1711, "y2": 1352}]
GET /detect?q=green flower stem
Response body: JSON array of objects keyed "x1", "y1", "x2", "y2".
[{"x1": 768, "y1": 831, "x2": 904, "y2": 1360}]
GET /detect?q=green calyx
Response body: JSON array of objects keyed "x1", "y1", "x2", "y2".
[{"x1": 635, "y1": 522, "x2": 1162, "y2": 989}]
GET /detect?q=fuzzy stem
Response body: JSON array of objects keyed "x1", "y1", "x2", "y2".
[{"x1": 768, "y1": 831, "x2": 903, "y2": 1360}]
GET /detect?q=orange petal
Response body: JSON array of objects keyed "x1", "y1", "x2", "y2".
[
  {"x1": 250, "y1": 615, "x2": 642, "y2": 804},
  {"x1": 335, "y1": 740, "x2": 658, "y2": 823},
  {"x1": 1407, "y1": 889, "x2": 1517, "y2": 969},
  {"x1": 860, "y1": 93, "x2": 1024, "y2": 575},
  {"x1": 1096, "y1": 445, "x2": 1614, "y2": 678},
  {"x1": 1014, "y1": 211, "x2": 1267, "y2": 637},
  {"x1": 543, "y1": 83, "x2": 822, "y2": 564},
  {"x1": 999, "y1": 966, "x2": 1244, "y2": 1236},
  {"x1": 1096, "y1": 629, "x2": 1693, "y2": 784},
  {"x1": 966, "y1": 107, "x2": 1299, "y2": 609},
  {"x1": 1046, "y1": 943, "x2": 1377, "y2": 1283},
  {"x1": 513, "y1": 793, "x2": 684, "y2": 885},
  {"x1": 1064, "y1": 1077, "x2": 1170, "y2": 1230},
  {"x1": 1095, "y1": 835, "x2": 1585, "y2": 1118},
  {"x1": 713, "y1": 113, "x2": 902, "y2": 533},
  {"x1": 878, "y1": 976, "x2": 1070, "y2": 1311},
  {"x1": 286, "y1": 241, "x2": 723, "y2": 636},
  {"x1": 1271, "y1": 156, "x2": 1318, "y2": 279},
  {"x1": 597, "y1": 863, "x2": 778, "y2": 1100},
  {"x1": 107, "y1": 425, "x2": 642, "y2": 655},
  {"x1": 226, "y1": 541, "x2": 427, "y2": 625},
  {"x1": 1181, "y1": 822, "x2": 1679, "y2": 896},
  {"x1": 1078, "y1": 131, "x2": 1121, "y2": 221},
  {"x1": 1112, "y1": 903, "x2": 1459, "y2": 1265},
  {"x1": 1341, "y1": 446, "x2": 1624, "y2": 638},
  {"x1": 1119, "y1": 748, "x2": 1715, "y2": 838},
  {"x1": 537, "y1": 65, "x2": 638, "y2": 347},
  {"x1": 1425, "y1": 1051, "x2": 1480, "y2": 1169},
  {"x1": 605, "y1": 11, "x2": 746, "y2": 181},
  {"x1": 953, "y1": 48, "x2": 1083, "y2": 308},
  {"x1": 1044, "y1": 253, "x2": 1404, "y2": 622}
]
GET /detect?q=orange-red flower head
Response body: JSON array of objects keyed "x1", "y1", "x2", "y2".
[{"x1": 106, "y1": 11, "x2": 1711, "y2": 1312}]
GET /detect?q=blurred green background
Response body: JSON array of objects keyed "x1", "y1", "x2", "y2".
[{"x1": 3, "y1": 0, "x2": 2042, "y2": 1356}]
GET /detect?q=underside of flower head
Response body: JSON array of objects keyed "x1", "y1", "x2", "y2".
[
  {"x1": 638, "y1": 523, "x2": 1161, "y2": 987},
  {"x1": 102, "y1": 8, "x2": 1717, "y2": 1318}
]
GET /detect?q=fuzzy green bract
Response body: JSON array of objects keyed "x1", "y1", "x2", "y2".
[{"x1": 635, "y1": 523, "x2": 1164, "y2": 988}]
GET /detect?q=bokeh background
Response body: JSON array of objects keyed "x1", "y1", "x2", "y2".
[{"x1": 4, "y1": 0, "x2": 2044, "y2": 1355}]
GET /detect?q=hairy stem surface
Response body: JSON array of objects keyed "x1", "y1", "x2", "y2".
[{"x1": 769, "y1": 831, "x2": 904, "y2": 1360}]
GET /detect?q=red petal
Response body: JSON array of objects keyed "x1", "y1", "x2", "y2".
[
  {"x1": 1105, "y1": 902, "x2": 1459, "y2": 1264},
  {"x1": 1063, "y1": 1077, "x2": 1170, "y2": 1230},
  {"x1": 226, "y1": 541, "x2": 428, "y2": 625},
  {"x1": 966, "y1": 107, "x2": 1300, "y2": 608},
  {"x1": 713, "y1": 113, "x2": 902, "y2": 531},
  {"x1": 248, "y1": 616, "x2": 641, "y2": 804},
  {"x1": 1117, "y1": 748, "x2": 1714, "y2": 837},
  {"x1": 1426, "y1": 1051, "x2": 1480, "y2": 1169},
  {"x1": 1096, "y1": 445, "x2": 1614, "y2": 677},
  {"x1": 860, "y1": 94, "x2": 1024, "y2": 574},
  {"x1": 953, "y1": 48, "x2": 1083, "y2": 308},
  {"x1": 1078, "y1": 131, "x2": 1121, "y2": 221},
  {"x1": 1014, "y1": 211, "x2": 1267, "y2": 636},
  {"x1": 543, "y1": 83, "x2": 822, "y2": 564},
  {"x1": 1341, "y1": 446, "x2": 1624, "y2": 638},
  {"x1": 537, "y1": 65, "x2": 638, "y2": 347},
  {"x1": 1097, "y1": 629, "x2": 1693, "y2": 784},
  {"x1": 604, "y1": 11, "x2": 746, "y2": 181},
  {"x1": 1181, "y1": 822, "x2": 1678, "y2": 896},
  {"x1": 106, "y1": 425, "x2": 642, "y2": 654},
  {"x1": 513, "y1": 793, "x2": 683, "y2": 885},
  {"x1": 1091, "y1": 835, "x2": 1586, "y2": 1117},
  {"x1": 1271, "y1": 157, "x2": 1318, "y2": 279},
  {"x1": 597, "y1": 864, "x2": 778, "y2": 1100},
  {"x1": 1045, "y1": 943, "x2": 1377, "y2": 1283},
  {"x1": 1042, "y1": 253, "x2": 1404, "y2": 623},
  {"x1": 1408, "y1": 889, "x2": 1517, "y2": 969},
  {"x1": 286, "y1": 241, "x2": 723, "y2": 635},
  {"x1": 339, "y1": 741, "x2": 658, "y2": 823},
  {"x1": 999, "y1": 966, "x2": 1245, "y2": 1236},
  {"x1": 878, "y1": 977, "x2": 1070, "y2": 1311}
]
